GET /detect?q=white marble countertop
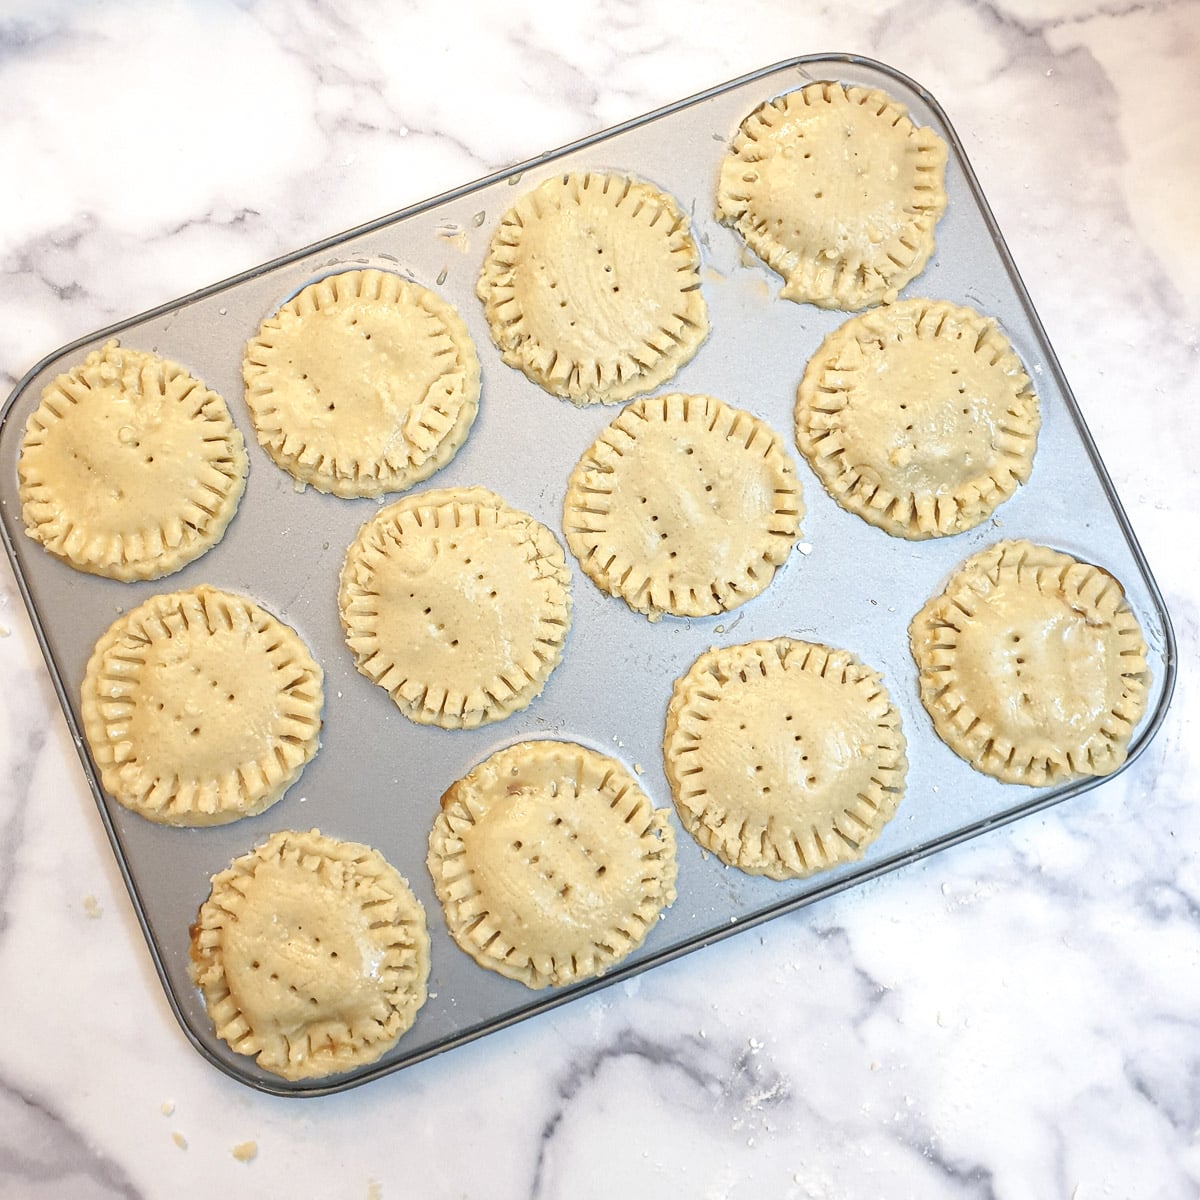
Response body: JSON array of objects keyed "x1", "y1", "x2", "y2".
[{"x1": 1, "y1": 2, "x2": 1197, "y2": 1196}]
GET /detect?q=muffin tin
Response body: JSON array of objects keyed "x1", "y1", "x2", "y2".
[{"x1": 0, "y1": 54, "x2": 1177, "y2": 1095}]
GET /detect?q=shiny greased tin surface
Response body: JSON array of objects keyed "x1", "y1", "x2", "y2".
[{"x1": 0, "y1": 55, "x2": 1176, "y2": 1095}]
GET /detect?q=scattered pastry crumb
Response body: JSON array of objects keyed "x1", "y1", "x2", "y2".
[
  {"x1": 172, "y1": 1132, "x2": 188, "y2": 1150},
  {"x1": 367, "y1": 1180, "x2": 383, "y2": 1200},
  {"x1": 0, "y1": 624, "x2": 10, "y2": 638},
  {"x1": 435, "y1": 225, "x2": 469, "y2": 254},
  {"x1": 160, "y1": 1100, "x2": 175, "y2": 1117},
  {"x1": 232, "y1": 1141, "x2": 257, "y2": 1163},
  {"x1": 633, "y1": 763, "x2": 644, "y2": 775},
  {"x1": 83, "y1": 895, "x2": 102, "y2": 919}
]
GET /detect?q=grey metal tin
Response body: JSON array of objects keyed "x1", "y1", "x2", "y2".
[{"x1": 0, "y1": 54, "x2": 1177, "y2": 1096}]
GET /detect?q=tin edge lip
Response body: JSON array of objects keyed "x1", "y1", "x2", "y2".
[{"x1": 0, "y1": 50, "x2": 1180, "y2": 1096}]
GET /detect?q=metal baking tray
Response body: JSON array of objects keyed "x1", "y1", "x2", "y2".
[{"x1": 0, "y1": 54, "x2": 1177, "y2": 1096}]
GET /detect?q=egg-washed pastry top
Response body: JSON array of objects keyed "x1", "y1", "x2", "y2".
[
  {"x1": 17, "y1": 340, "x2": 247, "y2": 580},
  {"x1": 427, "y1": 740, "x2": 677, "y2": 989},
  {"x1": 190, "y1": 828, "x2": 430, "y2": 1082},
  {"x1": 663, "y1": 637, "x2": 907, "y2": 880},
  {"x1": 909, "y1": 539, "x2": 1151, "y2": 785},
  {"x1": 476, "y1": 171, "x2": 708, "y2": 405},
  {"x1": 563, "y1": 392, "x2": 803, "y2": 619},
  {"x1": 795, "y1": 299, "x2": 1040, "y2": 538},
  {"x1": 717, "y1": 81, "x2": 948, "y2": 310},
  {"x1": 81, "y1": 585, "x2": 323, "y2": 825},
  {"x1": 338, "y1": 486, "x2": 572, "y2": 728},
  {"x1": 243, "y1": 268, "x2": 480, "y2": 497}
]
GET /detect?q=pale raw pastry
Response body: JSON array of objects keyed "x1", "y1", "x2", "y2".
[
  {"x1": 663, "y1": 638, "x2": 907, "y2": 880},
  {"x1": 17, "y1": 340, "x2": 247, "y2": 581},
  {"x1": 190, "y1": 829, "x2": 430, "y2": 1082},
  {"x1": 716, "y1": 81, "x2": 948, "y2": 309},
  {"x1": 427, "y1": 740, "x2": 677, "y2": 989},
  {"x1": 476, "y1": 171, "x2": 709, "y2": 405},
  {"x1": 81, "y1": 586, "x2": 323, "y2": 826},
  {"x1": 243, "y1": 268, "x2": 480, "y2": 497},
  {"x1": 563, "y1": 392, "x2": 803, "y2": 619},
  {"x1": 795, "y1": 299, "x2": 1040, "y2": 538},
  {"x1": 910, "y1": 539, "x2": 1151, "y2": 785},
  {"x1": 339, "y1": 486, "x2": 571, "y2": 728}
]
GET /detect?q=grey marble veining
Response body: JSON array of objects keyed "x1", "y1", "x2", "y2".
[{"x1": 0, "y1": 1, "x2": 1197, "y2": 1196}]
